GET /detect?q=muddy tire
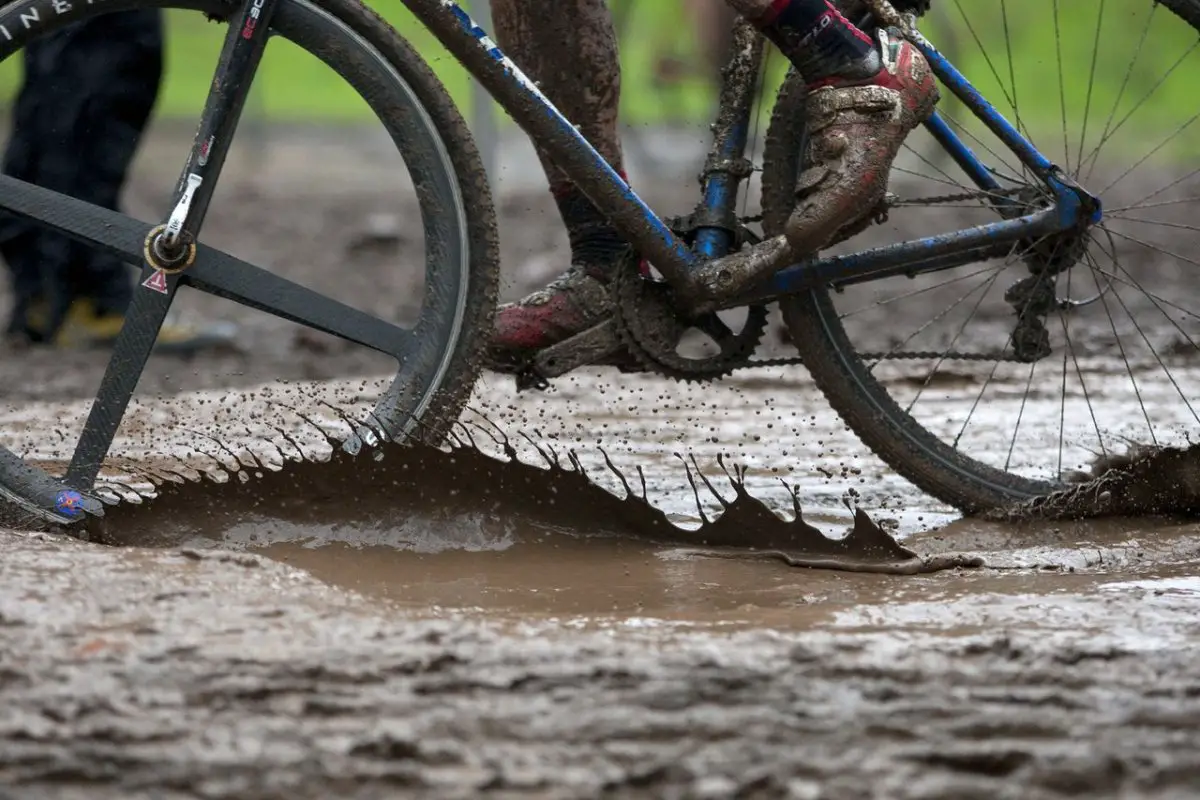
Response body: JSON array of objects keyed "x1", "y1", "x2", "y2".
[
  {"x1": 761, "y1": 0, "x2": 1200, "y2": 513},
  {"x1": 0, "y1": 0, "x2": 498, "y2": 526}
]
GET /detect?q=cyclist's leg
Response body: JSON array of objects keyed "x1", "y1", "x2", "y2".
[
  {"x1": 0, "y1": 11, "x2": 238, "y2": 352},
  {"x1": 484, "y1": 0, "x2": 939, "y2": 373},
  {"x1": 488, "y1": 0, "x2": 632, "y2": 368},
  {"x1": 724, "y1": 0, "x2": 939, "y2": 255}
]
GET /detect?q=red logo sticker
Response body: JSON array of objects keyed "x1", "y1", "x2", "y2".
[{"x1": 142, "y1": 269, "x2": 169, "y2": 295}]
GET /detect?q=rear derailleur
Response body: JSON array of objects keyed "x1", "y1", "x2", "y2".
[
  {"x1": 1004, "y1": 190, "x2": 1092, "y2": 363},
  {"x1": 513, "y1": 218, "x2": 770, "y2": 390}
]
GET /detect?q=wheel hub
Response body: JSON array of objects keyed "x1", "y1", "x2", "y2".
[
  {"x1": 143, "y1": 224, "x2": 197, "y2": 273},
  {"x1": 1004, "y1": 184, "x2": 1099, "y2": 362}
]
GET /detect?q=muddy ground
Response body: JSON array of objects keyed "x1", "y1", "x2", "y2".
[
  {"x1": 1, "y1": 123, "x2": 1200, "y2": 797},
  {"x1": 3, "y1": 521, "x2": 1200, "y2": 800}
]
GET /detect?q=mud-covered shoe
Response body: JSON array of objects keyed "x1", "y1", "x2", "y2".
[
  {"x1": 15, "y1": 297, "x2": 239, "y2": 355},
  {"x1": 486, "y1": 262, "x2": 616, "y2": 373},
  {"x1": 784, "y1": 29, "x2": 940, "y2": 255}
]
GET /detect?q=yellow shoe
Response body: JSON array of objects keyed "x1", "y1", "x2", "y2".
[{"x1": 25, "y1": 298, "x2": 240, "y2": 355}]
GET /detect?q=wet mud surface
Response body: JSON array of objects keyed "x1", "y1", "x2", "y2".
[
  {"x1": 2, "y1": 126, "x2": 1200, "y2": 796},
  {"x1": 3, "y1": 522, "x2": 1200, "y2": 799}
]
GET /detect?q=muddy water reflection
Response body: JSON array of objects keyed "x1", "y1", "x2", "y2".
[
  {"x1": 259, "y1": 536, "x2": 833, "y2": 625},
  {"x1": 253, "y1": 516, "x2": 1200, "y2": 642}
]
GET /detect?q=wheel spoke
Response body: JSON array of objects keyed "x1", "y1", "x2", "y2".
[
  {"x1": 1108, "y1": 263, "x2": 1200, "y2": 429},
  {"x1": 839, "y1": 263, "x2": 999, "y2": 320},
  {"x1": 1095, "y1": 110, "x2": 1200, "y2": 197},
  {"x1": 184, "y1": 246, "x2": 416, "y2": 359},
  {"x1": 1003, "y1": 360, "x2": 1038, "y2": 473},
  {"x1": 0, "y1": 174, "x2": 147, "y2": 264},
  {"x1": 949, "y1": 0, "x2": 1022, "y2": 128},
  {"x1": 1052, "y1": 0, "x2": 1070, "y2": 168},
  {"x1": 863, "y1": 267, "x2": 997, "y2": 372},
  {"x1": 1074, "y1": 0, "x2": 1106, "y2": 177},
  {"x1": 1110, "y1": 216, "x2": 1200, "y2": 234},
  {"x1": 1088, "y1": 265, "x2": 1200, "y2": 326},
  {"x1": 1090, "y1": 235, "x2": 1200, "y2": 427},
  {"x1": 902, "y1": 267, "x2": 1003, "y2": 415},
  {"x1": 934, "y1": 110, "x2": 1025, "y2": 180},
  {"x1": 998, "y1": 0, "x2": 1027, "y2": 155},
  {"x1": 65, "y1": 279, "x2": 178, "y2": 490},
  {"x1": 1081, "y1": 34, "x2": 1198, "y2": 181},
  {"x1": 1082, "y1": 2, "x2": 1156, "y2": 183},
  {"x1": 1084, "y1": 252, "x2": 1157, "y2": 445},
  {"x1": 1054, "y1": 264, "x2": 1108, "y2": 463}
]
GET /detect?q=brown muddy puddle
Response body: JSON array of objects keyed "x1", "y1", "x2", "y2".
[
  {"x1": 85, "y1": 425, "x2": 1200, "y2": 640},
  {"x1": 256, "y1": 531, "x2": 1200, "y2": 639}
]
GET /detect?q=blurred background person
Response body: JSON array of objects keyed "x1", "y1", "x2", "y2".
[{"x1": 0, "y1": 11, "x2": 233, "y2": 353}]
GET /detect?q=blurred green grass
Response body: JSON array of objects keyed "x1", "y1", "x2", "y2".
[{"x1": 0, "y1": 0, "x2": 1193, "y2": 161}]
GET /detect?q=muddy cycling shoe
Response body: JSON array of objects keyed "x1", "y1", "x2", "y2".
[
  {"x1": 486, "y1": 261, "x2": 620, "y2": 374},
  {"x1": 784, "y1": 29, "x2": 940, "y2": 256},
  {"x1": 10, "y1": 297, "x2": 240, "y2": 355}
]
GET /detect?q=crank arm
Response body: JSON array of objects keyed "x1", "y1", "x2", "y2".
[
  {"x1": 532, "y1": 319, "x2": 624, "y2": 378},
  {"x1": 515, "y1": 320, "x2": 625, "y2": 391}
]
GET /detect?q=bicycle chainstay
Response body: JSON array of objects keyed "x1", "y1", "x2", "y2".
[{"x1": 716, "y1": 185, "x2": 1040, "y2": 375}]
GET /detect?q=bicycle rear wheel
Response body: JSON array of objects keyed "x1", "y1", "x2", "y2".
[
  {"x1": 762, "y1": 0, "x2": 1200, "y2": 512},
  {"x1": 0, "y1": 0, "x2": 498, "y2": 527}
]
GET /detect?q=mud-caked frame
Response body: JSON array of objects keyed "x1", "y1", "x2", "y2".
[{"x1": 408, "y1": 0, "x2": 1101, "y2": 305}]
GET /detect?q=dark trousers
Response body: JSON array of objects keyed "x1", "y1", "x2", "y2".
[{"x1": 0, "y1": 10, "x2": 164, "y2": 339}]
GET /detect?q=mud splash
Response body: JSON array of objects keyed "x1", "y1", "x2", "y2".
[
  {"x1": 87, "y1": 422, "x2": 981, "y2": 575},
  {"x1": 992, "y1": 443, "x2": 1200, "y2": 521}
]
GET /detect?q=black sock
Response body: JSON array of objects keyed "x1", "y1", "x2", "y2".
[
  {"x1": 550, "y1": 182, "x2": 626, "y2": 277},
  {"x1": 752, "y1": 0, "x2": 879, "y2": 86}
]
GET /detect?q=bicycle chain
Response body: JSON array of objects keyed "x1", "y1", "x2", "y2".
[
  {"x1": 887, "y1": 185, "x2": 1033, "y2": 208},
  {"x1": 733, "y1": 349, "x2": 1013, "y2": 372},
  {"x1": 738, "y1": 184, "x2": 1032, "y2": 225}
]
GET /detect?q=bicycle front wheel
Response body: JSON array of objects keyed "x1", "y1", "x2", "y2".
[
  {"x1": 762, "y1": 0, "x2": 1200, "y2": 512},
  {"x1": 0, "y1": 0, "x2": 497, "y2": 526}
]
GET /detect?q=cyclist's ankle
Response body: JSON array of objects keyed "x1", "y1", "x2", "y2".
[
  {"x1": 748, "y1": 0, "x2": 881, "y2": 88},
  {"x1": 550, "y1": 180, "x2": 627, "y2": 277}
]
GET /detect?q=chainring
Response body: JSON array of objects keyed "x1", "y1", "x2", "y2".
[{"x1": 612, "y1": 251, "x2": 769, "y2": 383}]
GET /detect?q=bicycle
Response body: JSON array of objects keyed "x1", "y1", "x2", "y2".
[{"x1": 2, "y1": 0, "x2": 1199, "y2": 526}]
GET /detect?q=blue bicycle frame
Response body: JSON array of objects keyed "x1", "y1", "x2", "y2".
[{"x1": 407, "y1": 0, "x2": 1100, "y2": 314}]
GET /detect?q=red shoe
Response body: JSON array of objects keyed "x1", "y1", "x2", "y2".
[
  {"x1": 486, "y1": 261, "x2": 616, "y2": 373},
  {"x1": 784, "y1": 29, "x2": 940, "y2": 255}
]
